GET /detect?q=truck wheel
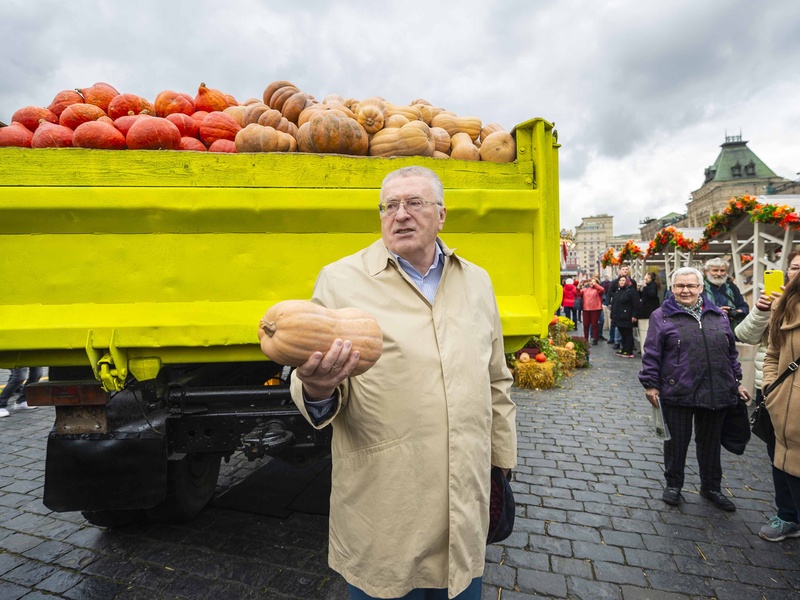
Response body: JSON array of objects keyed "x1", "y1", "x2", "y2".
[
  {"x1": 145, "y1": 453, "x2": 222, "y2": 523},
  {"x1": 81, "y1": 509, "x2": 146, "y2": 529}
]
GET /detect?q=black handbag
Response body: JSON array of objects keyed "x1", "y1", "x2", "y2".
[
  {"x1": 487, "y1": 467, "x2": 515, "y2": 544},
  {"x1": 721, "y1": 397, "x2": 751, "y2": 455},
  {"x1": 750, "y1": 398, "x2": 775, "y2": 445}
]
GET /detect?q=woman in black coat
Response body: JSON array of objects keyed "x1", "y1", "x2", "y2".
[
  {"x1": 611, "y1": 275, "x2": 639, "y2": 358},
  {"x1": 635, "y1": 271, "x2": 662, "y2": 355}
]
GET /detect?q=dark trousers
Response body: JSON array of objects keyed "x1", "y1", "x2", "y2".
[
  {"x1": 563, "y1": 306, "x2": 577, "y2": 324},
  {"x1": 618, "y1": 327, "x2": 634, "y2": 354},
  {"x1": 0, "y1": 367, "x2": 44, "y2": 407},
  {"x1": 662, "y1": 404, "x2": 725, "y2": 491},
  {"x1": 348, "y1": 577, "x2": 482, "y2": 600},
  {"x1": 583, "y1": 310, "x2": 601, "y2": 340}
]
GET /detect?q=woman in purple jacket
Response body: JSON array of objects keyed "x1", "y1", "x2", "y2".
[{"x1": 639, "y1": 267, "x2": 750, "y2": 511}]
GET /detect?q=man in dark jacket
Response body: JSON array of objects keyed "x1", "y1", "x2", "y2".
[
  {"x1": 606, "y1": 265, "x2": 637, "y2": 348},
  {"x1": 639, "y1": 267, "x2": 750, "y2": 512},
  {"x1": 703, "y1": 257, "x2": 748, "y2": 330}
]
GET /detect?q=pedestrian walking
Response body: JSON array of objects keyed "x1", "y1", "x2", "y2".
[
  {"x1": 735, "y1": 252, "x2": 800, "y2": 540},
  {"x1": 289, "y1": 166, "x2": 517, "y2": 599},
  {"x1": 561, "y1": 278, "x2": 578, "y2": 327},
  {"x1": 636, "y1": 271, "x2": 662, "y2": 355},
  {"x1": 761, "y1": 255, "x2": 800, "y2": 543},
  {"x1": 639, "y1": 266, "x2": 750, "y2": 511},
  {"x1": 0, "y1": 367, "x2": 42, "y2": 417},
  {"x1": 578, "y1": 277, "x2": 604, "y2": 345},
  {"x1": 611, "y1": 275, "x2": 638, "y2": 358}
]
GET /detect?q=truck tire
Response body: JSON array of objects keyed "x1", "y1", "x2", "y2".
[
  {"x1": 145, "y1": 453, "x2": 222, "y2": 523},
  {"x1": 81, "y1": 509, "x2": 146, "y2": 529}
]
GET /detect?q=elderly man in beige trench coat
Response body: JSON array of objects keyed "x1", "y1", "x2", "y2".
[{"x1": 289, "y1": 166, "x2": 517, "y2": 599}]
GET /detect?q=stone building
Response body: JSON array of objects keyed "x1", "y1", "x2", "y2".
[
  {"x1": 574, "y1": 214, "x2": 613, "y2": 276},
  {"x1": 686, "y1": 134, "x2": 791, "y2": 227},
  {"x1": 639, "y1": 211, "x2": 689, "y2": 241}
]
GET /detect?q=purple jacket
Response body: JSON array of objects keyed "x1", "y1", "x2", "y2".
[{"x1": 638, "y1": 295, "x2": 742, "y2": 409}]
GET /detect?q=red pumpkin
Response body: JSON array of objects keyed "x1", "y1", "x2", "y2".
[
  {"x1": 179, "y1": 137, "x2": 207, "y2": 151},
  {"x1": 208, "y1": 139, "x2": 237, "y2": 153},
  {"x1": 550, "y1": 316, "x2": 558, "y2": 325},
  {"x1": 126, "y1": 117, "x2": 181, "y2": 150},
  {"x1": 113, "y1": 112, "x2": 151, "y2": 137},
  {"x1": 77, "y1": 82, "x2": 119, "y2": 112},
  {"x1": 47, "y1": 90, "x2": 84, "y2": 118},
  {"x1": 166, "y1": 113, "x2": 199, "y2": 138},
  {"x1": 535, "y1": 353, "x2": 547, "y2": 363},
  {"x1": 31, "y1": 121, "x2": 74, "y2": 148},
  {"x1": 0, "y1": 122, "x2": 34, "y2": 147},
  {"x1": 59, "y1": 103, "x2": 107, "y2": 130},
  {"x1": 154, "y1": 90, "x2": 195, "y2": 117},
  {"x1": 190, "y1": 110, "x2": 209, "y2": 125},
  {"x1": 108, "y1": 93, "x2": 154, "y2": 120},
  {"x1": 199, "y1": 111, "x2": 241, "y2": 146},
  {"x1": 194, "y1": 83, "x2": 229, "y2": 113},
  {"x1": 73, "y1": 121, "x2": 127, "y2": 150},
  {"x1": 11, "y1": 106, "x2": 57, "y2": 132}
]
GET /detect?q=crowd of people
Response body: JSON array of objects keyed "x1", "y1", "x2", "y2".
[{"x1": 561, "y1": 255, "x2": 800, "y2": 541}]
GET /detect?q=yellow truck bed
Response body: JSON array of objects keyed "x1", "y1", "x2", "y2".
[{"x1": 0, "y1": 117, "x2": 560, "y2": 384}]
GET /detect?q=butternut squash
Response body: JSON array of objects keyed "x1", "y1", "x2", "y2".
[
  {"x1": 449, "y1": 132, "x2": 480, "y2": 161},
  {"x1": 431, "y1": 114, "x2": 481, "y2": 141},
  {"x1": 258, "y1": 300, "x2": 383, "y2": 376},
  {"x1": 369, "y1": 121, "x2": 435, "y2": 157}
]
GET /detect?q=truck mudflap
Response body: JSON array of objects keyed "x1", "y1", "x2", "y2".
[{"x1": 43, "y1": 434, "x2": 167, "y2": 512}]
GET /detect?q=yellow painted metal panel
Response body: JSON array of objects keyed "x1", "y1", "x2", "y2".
[{"x1": 0, "y1": 118, "x2": 560, "y2": 372}]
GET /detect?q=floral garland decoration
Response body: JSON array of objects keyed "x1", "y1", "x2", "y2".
[
  {"x1": 600, "y1": 247, "x2": 618, "y2": 268},
  {"x1": 618, "y1": 239, "x2": 643, "y2": 263},
  {"x1": 645, "y1": 226, "x2": 706, "y2": 257}
]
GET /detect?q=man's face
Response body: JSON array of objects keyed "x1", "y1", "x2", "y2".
[
  {"x1": 380, "y1": 175, "x2": 446, "y2": 259},
  {"x1": 619, "y1": 266, "x2": 629, "y2": 277},
  {"x1": 706, "y1": 265, "x2": 728, "y2": 285}
]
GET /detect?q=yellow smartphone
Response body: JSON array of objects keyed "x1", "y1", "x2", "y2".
[{"x1": 764, "y1": 269, "x2": 784, "y2": 296}]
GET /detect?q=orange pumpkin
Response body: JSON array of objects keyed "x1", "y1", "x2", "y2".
[
  {"x1": 12, "y1": 106, "x2": 58, "y2": 132},
  {"x1": 113, "y1": 112, "x2": 151, "y2": 137},
  {"x1": 47, "y1": 90, "x2": 84, "y2": 118},
  {"x1": 281, "y1": 91, "x2": 316, "y2": 124},
  {"x1": 194, "y1": 83, "x2": 230, "y2": 113},
  {"x1": 479, "y1": 131, "x2": 516, "y2": 163},
  {"x1": 77, "y1": 82, "x2": 119, "y2": 112},
  {"x1": 296, "y1": 113, "x2": 369, "y2": 155},
  {"x1": 107, "y1": 93, "x2": 154, "y2": 120},
  {"x1": 59, "y1": 103, "x2": 107, "y2": 130},
  {"x1": 0, "y1": 122, "x2": 34, "y2": 147},
  {"x1": 264, "y1": 81, "x2": 300, "y2": 111},
  {"x1": 235, "y1": 123, "x2": 296, "y2": 153},
  {"x1": 31, "y1": 121, "x2": 74, "y2": 148},
  {"x1": 535, "y1": 353, "x2": 547, "y2": 363},
  {"x1": 179, "y1": 136, "x2": 207, "y2": 152},
  {"x1": 199, "y1": 111, "x2": 241, "y2": 146},
  {"x1": 208, "y1": 139, "x2": 237, "y2": 153},
  {"x1": 258, "y1": 300, "x2": 383, "y2": 376},
  {"x1": 126, "y1": 117, "x2": 181, "y2": 150},
  {"x1": 154, "y1": 90, "x2": 195, "y2": 117},
  {"x1": 165, "y1": 113, "x2": 200, "y2": 138},
  {"x1": 72, "y1": 121, "x2": 127, "y2": 150}
]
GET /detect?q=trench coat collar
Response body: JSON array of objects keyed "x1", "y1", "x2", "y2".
[{"x1": 366, "y1": 237, "x2": 459, "y2": 277}]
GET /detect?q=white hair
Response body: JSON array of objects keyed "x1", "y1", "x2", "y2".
[
  {"x1": 380, "y1": 166, "x2": 445, "y2": 206},
  {"x1": 704, "y1": 257, "x2": 729, "y2": 270},
  {"x1": 671, "y1": 266, "x2": 704, "y2": 287}
]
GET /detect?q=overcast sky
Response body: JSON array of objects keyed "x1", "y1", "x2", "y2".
[{"x1": 2, "y1": 0, "x2": 798, "y2": 237}]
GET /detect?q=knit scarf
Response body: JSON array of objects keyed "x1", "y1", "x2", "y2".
[{"x1": 677, "y1": 297, "x2": 703, "y2": 322}]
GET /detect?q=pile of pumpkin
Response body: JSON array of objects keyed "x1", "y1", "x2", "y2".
[
  {"x1": 510, "y1": 317, "x2": 588, "y2": 390},
  {"x1": 0, "y1": 80, "x2": 516, "y2": 161}
]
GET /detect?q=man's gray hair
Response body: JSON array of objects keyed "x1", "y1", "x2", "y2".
[
  {"x1": 671, "y1": 266, "x2": 704, "y2": 287},
  {"x1": 704, "y1": 257, "x2": 729, "y2": 270},
  {"x1": 380, "y1": 166, "x2": 445, "y2": 206}
]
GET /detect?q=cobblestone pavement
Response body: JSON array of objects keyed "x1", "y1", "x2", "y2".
[{"x1": 1, "y1": 342, "x2": 799, "y2": 599}]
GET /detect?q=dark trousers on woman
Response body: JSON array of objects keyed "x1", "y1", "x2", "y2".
[
  {"x1": 583, "y1": 310, "x2": 601, "y2": 341},
  {"x1": 662, "y1": 405, "x2": 725, "y2": 492},
  {"x1": 618, "y1": 327, "x2": 634, "y2": 354}
]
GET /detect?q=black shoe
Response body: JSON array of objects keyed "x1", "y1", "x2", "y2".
[
  {"x1": 700, "y1": 489, "x2": 736, "y2": 512},
  {"x1": 599, "y1": 336, "x2": 607, "y2": 340},
  {"x1": 606, "y1": 339, "x2": 615, "y2": 345},
  {"x1": 662, "y1": 487, "x2": 682, "y2": 506},
  {"x1": 592, "y1": 339, "x2": 598, "y2": 345},
  {"x1": 613, "y1": 344, "x2": 620, "y2": 350}
]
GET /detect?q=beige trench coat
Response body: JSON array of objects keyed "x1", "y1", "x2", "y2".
[
  {"x1": 290, "y1": 239, "x2": 517, "y2": 599},
  {"x1": 762, "y1": 309, "x2": 800, "y2": 478}
]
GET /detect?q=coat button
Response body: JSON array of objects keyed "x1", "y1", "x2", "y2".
[{"x1": 669, "y1": 379, "x2": 675, "y2": 385}]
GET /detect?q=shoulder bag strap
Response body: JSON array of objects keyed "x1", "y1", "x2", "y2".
[{"x1": 765, "y1": 354, "x2": 800, "y2": 397}]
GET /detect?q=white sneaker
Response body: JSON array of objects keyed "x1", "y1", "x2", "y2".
[
  {"x1": 0, "y1": 408, "x2": 9, "y2": 418},
  {"x1": 15, "y1": 401, "x2": 37, "y2": 410}
]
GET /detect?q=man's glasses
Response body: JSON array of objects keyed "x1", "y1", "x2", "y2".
[
  {"x1": 673, "y1": 284, "x2": 701, "y2": 291},
  {"x1": 378, "y1": 199, "x2": 441, "y2": 215}
]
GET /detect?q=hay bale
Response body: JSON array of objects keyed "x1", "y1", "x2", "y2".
[
  {"x1": 553, "y1": 347, "x2": 577, "y2": 371},
  {"x1": 514, "y1": 360, "x2": 555, "y2": 389}
]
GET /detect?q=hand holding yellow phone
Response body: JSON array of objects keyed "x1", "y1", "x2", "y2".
[{"x1": 764, "y1": 269, "x2": 784, "y2": 296}]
